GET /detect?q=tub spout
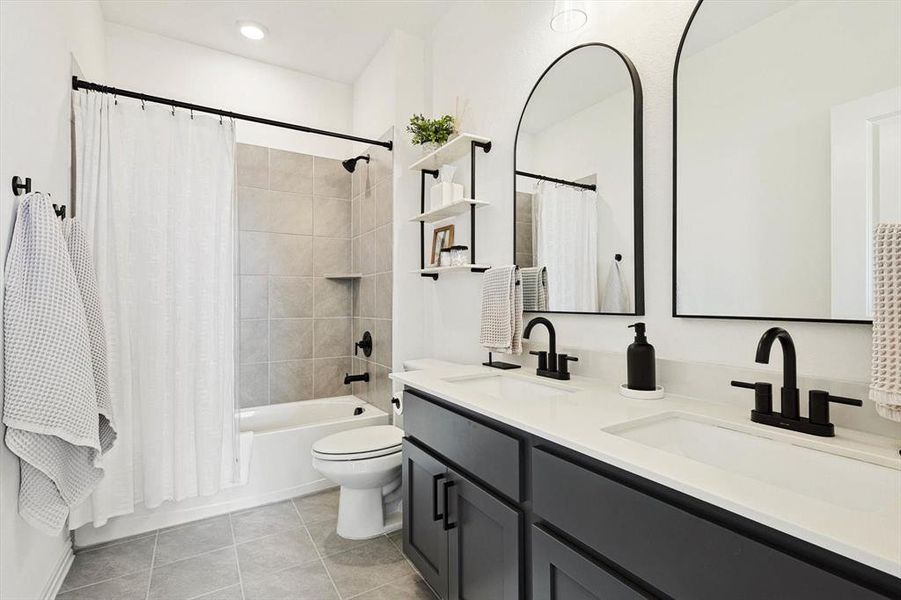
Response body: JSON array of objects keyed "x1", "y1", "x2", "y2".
[{"x1": 344, "y1": 372, "x2": 369, "y2": 385}]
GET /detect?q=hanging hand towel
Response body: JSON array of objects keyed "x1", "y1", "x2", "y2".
[
  {"x1": 601, "y1": 259, "x2": 629, "y2": 313},
  {"x1": 3, "y1": 194, "x2": 110, "y2": 534},
  {"x1": 521, "y1": 266, "x2": 548, "y2": 311},
  {"x1": 480, "y1": 266, "x2": 523, "y2": 354},
  {"x1": 870, "y1": 224, "x2": 901, "y2": 422}
]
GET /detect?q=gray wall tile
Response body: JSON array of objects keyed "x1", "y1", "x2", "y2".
[
  {"x1": 374, "y1": 319, "x2": 392, "y2": 368},
  {"x1": 240, "y1": 363, "x2": 269, "y2": 408},
  {"x1": 270, "y1": 234, "x2": 313, "y2": 276},
  {"x1": 238, "y1": 186, "x2": 270, "y2": 232},
  {"x1": 375, "y1": 272, "x2": 392, "y2": 319},
  {"x1": 240, "y1": 320, "x2": 268, "y2": 364},
  {"x1": 313, "y1": 156, "x2": 351, "y2": 198},
  {"x1": 375, "y1": 224, "x2": 392, "y2": 273},
  {"x1": 314, "y1": 279, "x2": 351, "y2": 317},
  {"x1": 375, "y1": 179, "x2": 393, "y2": 227},
  {"x1": 358, "y1": 230, "x2": 375, "y2": 276},
  {"x1": 240, "y1": 276, "x2": 268, "y2": 319},
  {"x1": 314, "y1": 357, "x2": 351, "y2": 398},
  {"x1": 269, "y1": 192, "x2": 312, "y2": 235},
  {"x1": 269, "y1": 149, "x2": 313, "y2": 194},
  {"x1": 355, "y1": 276, "x2": 375, "y2": 318},
  {"x1": 270, "y1": 318, "x2": 312, "y2": 360},
  {"x1": 314, "y1": 318, "x2": 351, "y2": 358},
  {"x1": 351, "y1": 196, "x2": 361, "y2": 237},
  {"x1": 313, "y1": 196, "x2": 351, "y2": 238},
  {"x1": 239, "y1": 232, "x2": 269, "y2": 275},
  {"x1": 270, "y1": 360, "x2": 313, "y2": 403},
  {"x1": 313, "y1": 237, "x2": 350, "y2": 276},
  {"x1": 269, "y1": 277, "x2": 314, "y2": 318},
  {"x1": 360, "y1": 182, "x2": 375, "y2": 234},
  {"x1": 237, "y1": 144, "x2": 268, "y2": 189}
]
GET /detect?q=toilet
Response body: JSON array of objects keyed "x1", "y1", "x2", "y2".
[
  {"x1": 311, "y1": 425, "x2": 404, "y2": 539},
  {"x1": 312, "y1": 359, "x2": 460, "y2": 540}
]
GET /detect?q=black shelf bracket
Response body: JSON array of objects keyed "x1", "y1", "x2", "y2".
[{"x1": 420, "y1": 168, "x2": 440, "y2": 278}]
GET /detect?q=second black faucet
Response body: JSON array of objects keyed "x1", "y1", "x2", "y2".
[{"x1": 523, "y1": 317, "x2": 578, "y2": 381}]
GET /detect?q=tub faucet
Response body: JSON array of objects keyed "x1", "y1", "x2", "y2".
[{"x1": 344, "y1": 372, "x2": 369, "y2": 385}]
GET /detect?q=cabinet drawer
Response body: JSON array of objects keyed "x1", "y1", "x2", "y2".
[
  {"x1": 532, "y1": 448, "x2": 888, "y2": 600},
  {"x1": 403, "y1": 390, "x2": 522, "y2": 501},
  {"x1": 532, "y1": 525, "x2": 647, "y2": 600}
]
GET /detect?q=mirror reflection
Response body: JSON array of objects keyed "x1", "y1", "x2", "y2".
[
  {"x1": 675, "y1": 0, "x2": 901, "y2": 322},
  {"x1": 514, "y1": 44, "x2": 643, "y2": 315}
]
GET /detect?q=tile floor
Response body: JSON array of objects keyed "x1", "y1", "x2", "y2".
[{"x1": 57, "y1": 489, "x2": 436, "y2": 600}]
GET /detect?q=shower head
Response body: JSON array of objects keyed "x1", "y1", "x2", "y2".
[{"x1": 341, "y1": 154, "x2": 370, "y2": 173}]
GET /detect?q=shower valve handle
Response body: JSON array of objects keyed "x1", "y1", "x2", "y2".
[{"x1": 355, "y1": 331, "x2": 373, "y2": 357}]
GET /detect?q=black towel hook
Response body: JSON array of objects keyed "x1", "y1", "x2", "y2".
[
  {"x1": 615, "y1": 253, "x2": 622, "y2": 262},
  {"x1": 11, "y1": 176, "x2": 31, "y2": 196}
]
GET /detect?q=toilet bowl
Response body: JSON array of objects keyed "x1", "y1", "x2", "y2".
[{"x1": 311, "y1": 425, "x2": 404, "y2": 540}]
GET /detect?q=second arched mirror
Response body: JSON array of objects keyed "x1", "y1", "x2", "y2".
[{"x1": 514, "y1": 43, "x2": 644, "y2": 315}]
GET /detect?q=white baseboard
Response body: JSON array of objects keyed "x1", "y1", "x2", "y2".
[
  {"x1": 75, "y1": 479, "x2": 336, "y2": 548},
  {"x1": 41, "y1": 542, "x2": 74, "y2": 600}
]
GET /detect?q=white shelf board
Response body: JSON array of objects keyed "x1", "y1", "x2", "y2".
[
  {"x1": 408, "y1": 133, "x2": 492, "y2": 171},
  {"x1": 415, "y1": 264, "x2": 491, "y2": 276},
  {"x1": 410, "y1": 199, "x2": 489, "y2": 223},
  {"x1": 324, "y1": 273, "x2": 362, "y2": 280}
]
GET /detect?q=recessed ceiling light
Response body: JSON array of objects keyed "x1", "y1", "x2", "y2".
[
  {"x1": 237, "y1": 20, "x2": 268, "y2": 41},
  {"x1": 550, "y1": 0, "x2": 588, "y2": 32}
]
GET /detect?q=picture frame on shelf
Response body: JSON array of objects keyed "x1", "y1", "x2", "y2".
[{"x1": 430, "y1": 224, "x2": 455, "y2": 266}]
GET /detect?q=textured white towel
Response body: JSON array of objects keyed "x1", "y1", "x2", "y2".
[
  {"x1": 480, "y1": 266, "x2": 522, "y2": 355},
  {"x1": 3, "y1": 194, "x2": 112, "y2": 534},
  {"x1": 601, "y1": 259, "x2": 629, "y2": 313},
  {"x1": 521, "y1": 266, "x2": 548, "y2": 311},
  {"x1": 870, "y1": 224, "x2": 901, "y2": 422}
]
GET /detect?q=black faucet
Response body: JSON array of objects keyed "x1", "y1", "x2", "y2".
[
  {"x1": 523, "y1": 317, "x2": 577, "y2": 381},
  {"x1": 732, "y1": 327, "x2": 861, "y2": 437},
  {"x1": 344, "y1": 372, "x2": 369, "y2": 385}
]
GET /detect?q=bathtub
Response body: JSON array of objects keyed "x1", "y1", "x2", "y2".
[{"x1": 74, "y1": 396, "x2": 387, "y2": 547}]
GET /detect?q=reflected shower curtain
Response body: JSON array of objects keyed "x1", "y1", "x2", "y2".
[
  {"x1": 69, "y1": 92, "x2": 238, "y2": 529},
  {"x1": 533, "y1": 182, "x2": 599, "y2": 312}
]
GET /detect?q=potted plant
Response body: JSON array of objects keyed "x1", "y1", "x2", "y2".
[{"x1": 406, "y1": 114, "x2": 456, "y2": 153}]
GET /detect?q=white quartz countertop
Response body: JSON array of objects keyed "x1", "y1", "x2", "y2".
[{"x1": 391, "y1": 364, "x2": 901, "y2": 577}]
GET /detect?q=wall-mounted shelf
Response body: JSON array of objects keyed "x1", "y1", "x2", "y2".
[
  {"x1": 324, "y1": 273, "x2": 362, "y2": 280},
  {"x1": 408, "y1": 133, "x2": 493, "y2": 171},
  {"x1": 416, "y1": 265, "x2": 492, "y2": 280},
  {"x1": 410, "y1": 199, "x2": 489, "y2": 224}
]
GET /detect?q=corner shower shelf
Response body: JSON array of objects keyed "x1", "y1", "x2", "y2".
[
  {"x1": 415, "y1": 264, "x2": 492, "y2": 278},
  {"x1": 408, "y1": 133, "x2": 493, "y2": 171},
  {"x1": 324, "y1": 273, "x2": 362, "y2": 280},
  {"x1": 410, "y1": 199, "x2": 489, "y2": 223}
]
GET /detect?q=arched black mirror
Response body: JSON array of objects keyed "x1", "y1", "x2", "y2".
[
  {"x1": 514, "y1": 43, "x2": 644, "y2": 315},
  {"x1": 674, "y1": 0, "x2": 900, "y2": 323}
]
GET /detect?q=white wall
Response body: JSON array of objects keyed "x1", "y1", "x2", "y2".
[
  {"x1": 105, "y1": 23, "x2": 354, "y2": 160},
  {"x1": 417, "y1": 0, "x2": 872, "y2": 383},
  {"x1": 0, "y1": 2, "x2": 107, "y2": 597}
]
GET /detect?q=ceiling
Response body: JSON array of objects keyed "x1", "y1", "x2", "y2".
[{"x1": 99, "y1": 0, "x2": 452, "y2": 84}]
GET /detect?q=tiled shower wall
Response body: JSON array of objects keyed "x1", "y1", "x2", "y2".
[
  {"x1": 237, "y1": 143, "x2": 354, "y2": 408},
  {"x1": 350, "y1": 139, "x2": 394, "y2": 414}
]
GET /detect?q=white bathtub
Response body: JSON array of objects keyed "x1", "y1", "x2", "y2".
[{"x1": 75, "y1": 396, "x2": 387, "y2": 547}]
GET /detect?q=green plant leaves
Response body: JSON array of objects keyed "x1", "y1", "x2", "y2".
[{"x1": 406, "y1": 114, "x2": 456, "y2": 146}]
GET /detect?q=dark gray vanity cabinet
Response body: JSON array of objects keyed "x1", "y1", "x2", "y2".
[{"x1": 401, "y1": 388, "x2": 901, "y2": 600}]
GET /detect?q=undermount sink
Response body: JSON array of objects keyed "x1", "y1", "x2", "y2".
[
  {"x1": 604, "y1": 413, "x2": 900, "y2": 515},
  {"x1": 442, "y1": 373, "x2": 577, "y2": 401}
]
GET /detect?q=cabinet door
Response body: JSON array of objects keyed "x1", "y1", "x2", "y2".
[
  {"x1": 532, "y1": 526, "x2": 648, "y2": 600},
  {"x1": 446, "y1": 469, "x2": 521, "y2": 600},
  {"x1": 402, "y1": 440, "x2": 449, "y2": 598}
]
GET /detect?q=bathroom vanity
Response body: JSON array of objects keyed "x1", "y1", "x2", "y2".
[{"x1": 392, "y1": 367, "x2": 901, "y2": 600}]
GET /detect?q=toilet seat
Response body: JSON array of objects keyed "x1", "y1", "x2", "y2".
[{"x1": 312, "y1": 425, "x2": 403, "y2": 462}]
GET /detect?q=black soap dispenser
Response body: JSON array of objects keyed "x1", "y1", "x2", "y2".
[{"x1": 627, "y1": 322, "x2": 656, "y2": 391}]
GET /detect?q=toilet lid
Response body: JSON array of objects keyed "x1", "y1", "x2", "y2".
[{"x1": 312, "y1": 425, "x2": 403, "y2": 461}]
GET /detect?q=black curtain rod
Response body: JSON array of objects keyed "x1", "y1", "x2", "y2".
[
  {"x1": 72, "y1": 76, "x2": 393, "y2": 151},
  {"x1": 515, "y1": 170, "x2": 596, "y2": 192}
]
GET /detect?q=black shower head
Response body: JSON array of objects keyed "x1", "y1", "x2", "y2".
[{"x1": 341, "y1": 154, "x2": 370, "y2": 173}]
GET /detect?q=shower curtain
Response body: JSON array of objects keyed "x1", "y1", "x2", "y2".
[
  {"x1": 69, "y1": 92, "x2": 238, "y2": 529},
  {"x1": 533, "y1": 182, "x2": 599, "y2": 312}
]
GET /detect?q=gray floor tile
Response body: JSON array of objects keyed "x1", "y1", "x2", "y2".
[
  {"x1": 323, "y1": 537, "x2": 413, "y2": 598},
  {"x1": 191, "y1": 584, "x2": 244, "y2": 600},
  {"x1": 61, "y1": 535, "x2": 156, "y2": 592},
  {"x1": 236, "y1": 527, "x2": 319, "y2": 581},
  {"x1": 305, "y1": 518, "x2": 377, "y2": 557},
  {"x1": 148, "y1": 546, "x2": 239, "y2": 600},
  {"x1": 155, "y1": 515, "x2": 234, "y2": 566},
  {"x1": 56, "y1": 569, "x2": 150, "y2": 600},
  {"x1": 349, "y1": 574, "x2": 437, "y2": 600},
  {"x1": 242, "y1": 561, "x2": 338, "y2": 600},
  {"x1": 293, "y1": 488, "x2": 339, "y2": 525},
  {"x1": 386, "y1": 530, "x2": 402, "y2": 551},
  {"x1": 230, "y1": 500, "x2": 303, "y2": 543}
]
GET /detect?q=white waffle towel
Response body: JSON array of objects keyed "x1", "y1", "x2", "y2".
[
  {"x1": 3, "y1": 194, "x2": 114, "y2": 534},
  {"x1": 870, "y1": 224, "x2": 901, "y2": 422},
  {"x1": 521, "y1": 266, "x2": 548, "y2": 311},
  {"x1": 480, "y1": 266, "x2": 522, "y2": 355}
]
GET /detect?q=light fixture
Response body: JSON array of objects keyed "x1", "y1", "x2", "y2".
[
  {"x1": 550, "y1": 0, "x2": 588, "y2": 32},
  {"x1": 237, "y1": 20, "x2": 268, "y2": 41}
]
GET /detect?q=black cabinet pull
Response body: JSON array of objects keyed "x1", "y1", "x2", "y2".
[
  {"x1": 432, "y1": 473, "x2": 446, "y2": 521},
  {"x1": 442, "y1": 480, "x2": 457, "y2": 531}
]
